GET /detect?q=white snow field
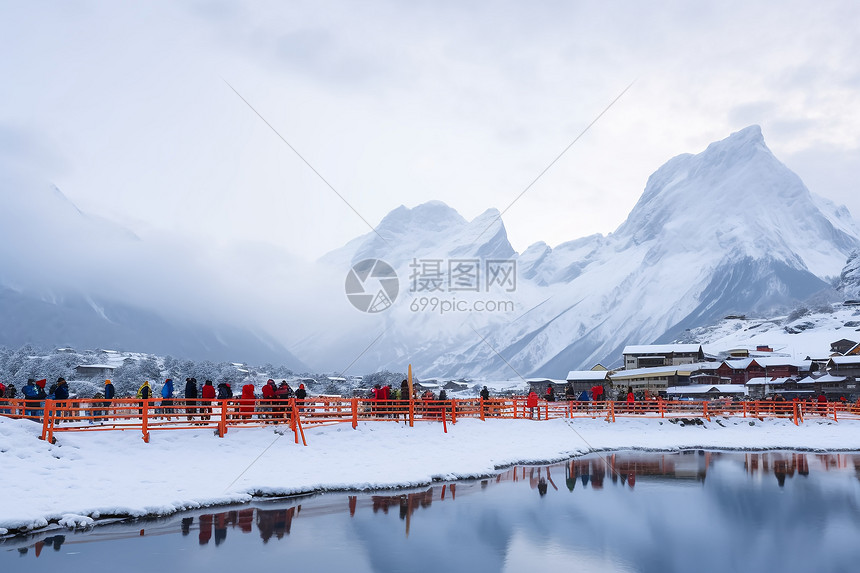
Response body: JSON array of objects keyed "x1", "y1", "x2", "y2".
[{"x1": 2, "y1": 415, "x2": 859, "y2": 534}]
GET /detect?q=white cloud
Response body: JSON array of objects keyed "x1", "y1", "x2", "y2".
[{"x1": 1, "y1": 0, "x2": 858, "y2": 258}]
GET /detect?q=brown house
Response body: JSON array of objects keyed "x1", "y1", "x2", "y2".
[
  {"x1": 622, "y1": 344, "x2": 704, "y2": 370},
  {"x1": 830, "y1": 339, "x2": 858, "y2": 355}
]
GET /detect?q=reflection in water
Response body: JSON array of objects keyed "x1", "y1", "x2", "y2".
[{"x1": 4, "y1": 451, "x2": 860, "y2": 573}]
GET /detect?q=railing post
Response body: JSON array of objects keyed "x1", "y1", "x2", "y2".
[
  {"x1": 409, "y1": 398, "x2": 414, "y2": 427},
  {"x1": 479, "y1": 398, "x2": 485, "y2": 421},
  {"x1": 703, "y1": 401, "x2": 710, "y2": 422},
  {"x1": 218, "y1": 399, "x2": 227, "y2": 438},
  {"x1": 41, "y1": 401, "x2": 52, "y2": 442},
  {"x1": 451, "y1": 399, "x2": 457, "y2": 424},
  {"x1": 291, "y1": 400, "x2": 307, "y2": 446},
  {"x1": 351, "y1": 397, "x2": 358, "y2": 429},
  {"x1": 441, "y1": 402, "x2": 448, "y2": 433},
  {"x1": 659, "y1": 398, "x2": 665, "y2": 419},
  {"x1": 832, "y1": 403, "x2": 838, "y2": 422},
  {"x1": 142, "y1": 399, "x2": 150, "y2": 443},
  {"x1": 792, "y1": 402, "x2": 799, "y2": 426}
]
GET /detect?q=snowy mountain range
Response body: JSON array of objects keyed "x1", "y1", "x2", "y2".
[
  {"x1": 3, "y1": 125, "x2": 858, "y2": 377},
  {"x1": 307, "y1": 126, "x2": 860, "y2": 378}
]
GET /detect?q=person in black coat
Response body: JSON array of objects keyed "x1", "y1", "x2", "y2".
[
  {"x1": 480, "y1": 386, "x2": 491, "y2": 417},
  {"x1": 98, "y1": 379, "x2": 115, "y2": 420},
  {"x1": 53, "y1": 378, "x2": 70, "y2": 422},
  {"x1": 295, "y1": 383, "x2": 307, "y2": 413},
  {"x1": 185, "y1": 377, "x2": 198, "y2": 419}
]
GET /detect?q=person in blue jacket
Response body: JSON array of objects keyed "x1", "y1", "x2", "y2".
[
  {"x1": 23, "y1": 378, "x2": 40, "y2": 417},
  {"x1": 161, "y1": 378, "x2": 175, "y2": 418}
]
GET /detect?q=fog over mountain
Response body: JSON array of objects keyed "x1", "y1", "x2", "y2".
[
  {"x1": 0, "y1": 144, "x2": 308, "y2": 368},
  {"x1": 2, "y1": 126, "x2": 858, "y2": 377}
]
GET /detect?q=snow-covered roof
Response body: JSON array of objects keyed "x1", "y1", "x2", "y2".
[
  {"x1": 677, "y1": 362, "x2": 721, "y2": 374},
  {"x1": 75, "y1": 364, "x2": 116, "y2": 369},
  {"x1": 610, "y1": 362, "x2": 719, "y2": 380},
  {"x1": 799, "y1": 374, "x2": 848, "y2": 384},
  {"x1": 666, "y1": 384, "x2": 748, "y2": 395},
  {"x1": 828, "y1": 356, "x2": 860, "y2": 366},
  {"x1": 752, "y1": 357, "x2": 811, "y2": 368},
  {"x1": 723, "y1": 358, "x2": 757, "y2": 369},
  {"x1": 566, "y1": 371, "x2": 610, "y2": 381},
  {"x1": 745, "y1": 376, "x2": 795, "y2": 386},
  {"x1": 623, "y1": 344, "x2": 702, "y2": 355},
  {"x1": 525, "y1": 378, "x2": 567, "y2": 384},
  {"x1": 611, "y1": 365, "x2": 681, "y2": 379}
]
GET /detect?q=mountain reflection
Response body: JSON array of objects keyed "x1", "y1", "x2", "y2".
[{"x1": 7, "y1": 451, "x2": 860, "y2": 557}]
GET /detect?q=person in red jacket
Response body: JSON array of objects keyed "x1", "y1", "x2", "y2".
[
  {"x1": 261, "y1": 379, "x2": 277, "y2": 421},
  {"x1": 380, "y1": 383, "x2": 391, "y2": 418},
  {"x1": 200, "y1": 380, "x2": 216, "y2": 421},
  {"x1": 527, "y1": 390, "x2": 539, "y2": 419},
  {"x1": 817, "y1": 392, "x2": 828, "y2": 415},
  {"x1": 240, "y1": 384, "x2": 256, "y2": 419},
  {"x1": 626, "y1": 387, "x2": 635, "y2": 412}
]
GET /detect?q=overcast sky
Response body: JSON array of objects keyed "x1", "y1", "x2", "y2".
[{"x1": 2, "y1": 0, "x2": 859, "y2": 261}]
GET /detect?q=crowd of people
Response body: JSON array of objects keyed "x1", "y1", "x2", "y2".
[{"x1": 3, "y1": 376, "x2": 855, "y2": 425}]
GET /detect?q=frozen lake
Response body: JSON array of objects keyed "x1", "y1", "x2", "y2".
[{"x1": 3, "y1": 450, "x2": 860, "y2": 573}]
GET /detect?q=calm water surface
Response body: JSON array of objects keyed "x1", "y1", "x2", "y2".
[{"x1": 3, "y1": 450, "x2": 860, "y2": 573}]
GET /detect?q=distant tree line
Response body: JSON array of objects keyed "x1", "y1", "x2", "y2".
[{"x1": 0, "y1": 344, "x2": 426, "y2": 399}]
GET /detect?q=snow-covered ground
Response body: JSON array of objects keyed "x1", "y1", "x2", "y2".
[{"x1": 2, "y1": 415, "x2": 859, "y2": 536}]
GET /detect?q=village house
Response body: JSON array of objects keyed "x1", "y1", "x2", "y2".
[
  {"x1": 564, "y1": 365, "x2": 611, "y2": 396},
  {"x1": 73, "y1": 364, "x2": 116, "y2": 378},
  {"x1": 622, "y1": 344, "x2": 705, "y2": 370},
  {"x1": 666, "y1": 384, "x2": 748, "y2": 400},
  {"x1": 715, "y1": 357, "x2": 811, "y2": 385},
  {"x1": 824, "y1": 355, "x2": 860, "y2": 380},
  {"x1": 526, "y1": 378, "x2": 570, "y2": 397},
  {"x1": 609, "y1": 362, "x2": 714, "y2": 394},
  {"x1": 830, "y1": 339, "x2": 858, "y2": 355}
]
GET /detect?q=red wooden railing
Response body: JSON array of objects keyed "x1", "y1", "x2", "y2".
[{"x1": 1, "y1": 396, "x2": 858, "y2": 445}]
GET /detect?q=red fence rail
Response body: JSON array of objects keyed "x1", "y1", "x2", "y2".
[{"x1": 2, "y1": 396, "x2": 858, "y2": 445}]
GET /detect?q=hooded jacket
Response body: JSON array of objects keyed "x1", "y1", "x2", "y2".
[
  {"x1": 162, "y1": 379, "x2": 174, "y2": 399},
  {"x1": 262, "y1": 380, "x2": 276, "y2": 399},
  {"x1": 137, "y1": 382, "x2": 151, "y2": 399},
  {"x1": 201, "y1": 381, "x2": 216, "y2": 400},
  {"x1": 53, "y1": 379, "x2": 69, "y2": 401}
]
